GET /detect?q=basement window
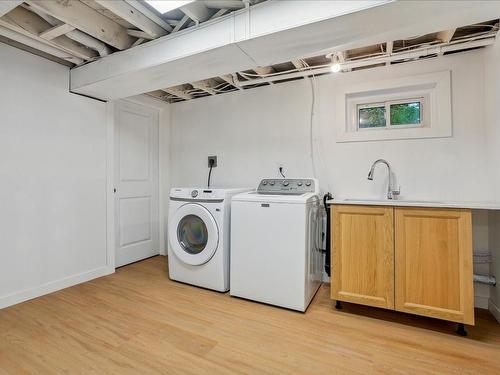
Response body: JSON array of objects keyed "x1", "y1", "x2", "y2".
[
  {"x1": 335, "y1": 71, "x2": 452, "y2": 142},
  {"x1": 357, "y1": 98, "x2": 424, "y2": 130}
]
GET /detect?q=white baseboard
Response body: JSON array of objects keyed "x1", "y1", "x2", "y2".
[
  {"x1": 474, "y1": 295, "x2": 490, "y2": 309},
  {"x1": 489, "y1": 299, "x2": 500, "y2": 323},
  {"x1": 0, "y1": 266, "x2": 115, "y2": 309}
]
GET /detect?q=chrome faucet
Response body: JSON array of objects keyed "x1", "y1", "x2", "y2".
[{"x1": 367, "y1": 159, "x2": 400, "y2": 200}]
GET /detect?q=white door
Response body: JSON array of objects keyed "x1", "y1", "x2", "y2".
[{"x1": 114, "y1": 101, "x2": 159, "y2": 267}]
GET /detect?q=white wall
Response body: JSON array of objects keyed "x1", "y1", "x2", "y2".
[
  {"x1": 485, "y1": 39, "x2": 500, "y2": 320},
  {"x1": 168, "y1": 49, "x2": 498, "y2": 308},
  {"x1": 0, "y1": 43, "x2": 110, "y2": 308},
  {"x1": 169, "y1": 50, "x2": 494, "y2": 201}
]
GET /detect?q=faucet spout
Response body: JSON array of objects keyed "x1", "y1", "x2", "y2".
[{"x1": 367, "y1": 159, "x2": 400, "y2": 200}]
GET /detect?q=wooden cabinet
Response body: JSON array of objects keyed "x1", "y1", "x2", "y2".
[
  {"x1": 395, "y1": 207, "x2": 474, "y2": 325},
  {"x1": 331, "y1": 205, "x2": 394, "y2": 309},
  {"x1": 331, "y1": 205, "x2": 474, "y2": 325}
]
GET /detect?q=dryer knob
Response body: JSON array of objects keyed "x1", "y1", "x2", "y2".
[
  {"x1": 191, "y1": 190, "x2": 198, "y2": 198},
  {"x1": 283, "y1": 181, "x2": 289, "y2": 186}
]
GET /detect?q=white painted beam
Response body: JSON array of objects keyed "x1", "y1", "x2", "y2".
[
  {"x1": 39, "y1": 24, "x2": 76, "y2": 40},
  {"x1": 26, "y1": 0, "x2": 135, "y2": 50},
  {"x1": 172, "y1": 15, "x2": 191, "y2": 33},
  {"x1": 205, "y1": 0, "x2": 244, "y2": 10},
  {"x1": 127, "y1": 29, "x2": 154, "y2": 40},
  {"x1": 0, "y1": 0, "x2": 23, "y2": 17},
  {"x1": 124, "y1": 0, "x2": 173, "y2": 32},
  {"x1": 1, "y1": 6, "x2": 97, "y2": 61},
  {"x1": 70, "y1": 0, "x2": 500, "y2": 100},
  {"x1": 94, "y1": 0, "x2": 167, "y2": 39},
  {"x1": 0, "y1": 24, "x2": 83, "y2": 65},
  {"x1": 182, "y1": 2, "x2": 212, "y2": 24}
]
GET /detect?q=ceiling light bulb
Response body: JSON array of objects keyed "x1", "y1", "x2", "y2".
[{"x1": 331, "y1": 63, "x2": 341, "y2": 73}]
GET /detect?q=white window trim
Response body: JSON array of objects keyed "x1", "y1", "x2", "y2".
[{"x1": 336, "y1": 70, "x2": 452, "y2": 142}]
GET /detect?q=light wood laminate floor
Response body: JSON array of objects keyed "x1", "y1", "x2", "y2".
[{"x1": 1, "y1": 256, "x2": 499, "y2": 374}]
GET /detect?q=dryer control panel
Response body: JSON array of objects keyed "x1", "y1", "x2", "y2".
[{"x1": 257, "y1": 179, "x2": 316, "y2": 195}]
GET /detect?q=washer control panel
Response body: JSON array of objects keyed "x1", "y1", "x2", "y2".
[{"x1": 257, "y1": 179, "x2": 315, "y2": 195}]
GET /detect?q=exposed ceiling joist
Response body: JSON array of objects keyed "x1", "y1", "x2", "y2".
[
  {"x1": 94, "y1": 0, "x2": 167, "y2": 39},
  {"x1": 127, "y1": 29, "x2": 154, "y2": 40},
  {"x1": 210, "y1": 8, "x2": 229, "y2": 20},
  {"x1": 386, "y1": 41, "x2": 393, "y2": 65},
  {"x1": 0, "y1": 24, "x2": 83, "y2": 65},
  {"x1": 163, "y1": 86, "x2": 193, "y2": 100},
  {"x1": 131, "y1": 37, "x2": 145, "y2": 47},
  {"x1": 0, "y1": 6, "x2": 97, "y2": 61},
  {"x1": 254, "y1": 66, "x2": 275, "y2": 75},
  {"x1": 191, "y1": 79, "x2": 219, "y2": 95},
  {"x1": 291, "y1": 60, "x2": 306, "y2": 70},
  {"x1": 182, "y1": 2, "x2": 212, "y2": 24},
  {"x1": 124, "y1": 0, "x2": 173, "y2": 32},
  {"x1": 437, "y1": 28, "x2": 456, "y2": 43},
  {"x1": 172, "y1": 14, "x2": 190, "y2": 33},
  {"x1": 39, "y1": 23, "x2": 76, "y2": 41},
  {"x1": 220, "y1": 74, "x2": 242, "y2": 90},
  {"x1": 26, "y1": 0, "x2": 136, "y2": 50},
  {"x1": 71, "y1": 0, "x2": 500, "y2": 100},
  {"x1": 205, "y1": 0, "x2": 245, "y2": 10},
  {"x1": 0, "y1": 0, "x2": 23, "y2": 17}
]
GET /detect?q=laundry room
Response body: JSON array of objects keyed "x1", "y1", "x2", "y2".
[{"x1": 1, "y1": 1, "x2": 500, "y2": 373}]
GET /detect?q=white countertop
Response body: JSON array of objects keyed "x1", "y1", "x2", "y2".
[{"x1": 327, "y1": 198, "x2": 500, "y2": 210}]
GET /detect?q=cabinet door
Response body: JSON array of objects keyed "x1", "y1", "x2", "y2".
[
  {"x1": 395, "y1": 208, "x2": 474, "y2": 324},
  {"x1": 331, "y1": 205, "x2": 394, "y2": 309}
]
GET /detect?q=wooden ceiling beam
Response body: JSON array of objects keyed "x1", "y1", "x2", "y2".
[
  {"x1": 163, "y1": 86, "x2": 192, "y2": 100},
  {"x1": 220, "y1": 74, "x2": 242, "y2": 90},
  {"x1": 0, "y1": 24, "x2": 83, "y2": 65},
  {"x1": 181, "y1": 2, "x2": 212, "y2": 24},
  {"x1": 124, "y1": 0, "x2": 173, "y2": 32},
  {"x1": 172, "y1": 15, "x2": 190, "y2": 33},
  {"x1": 204, "y1": 0, "x2": 245, "y2": 10},
  {"x1": 39, "y1": 23, "x2": 75, "y2": 41},
  {"x1": 191, "y1": 79, "x2": 219, "y2": 95},
  {"x1": 0, "y1": 0, "x2": 23, "y2": 17},
  {"x1": 0, "y1": 6, "x2": 97, "y2": 61},
  {"x1": 437, "y1": 28, "x2": 456, "y2": 43},
  {"x1": 291, "y1": 60, "x2": 306, "y2": 69},
  {"x1": 127, "y1": 29, "x2": 154, "y2": 40},
  {"x1": 94, "y1": 0, "x2": 167, "y2": 39},
  {"x1": 210, "y1": 9, "x2": 228, "y2": 20},
  {"x1": 26, "y1": 0, "x2": 135, "y2": 50}
]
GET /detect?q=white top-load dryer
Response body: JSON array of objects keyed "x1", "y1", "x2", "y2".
[
  {"x1": 168, "y1": 187, "x2": 249, "y2": 292},
  {"x1": 230, "y1": 178, "x2": 323, "y2": 311}
]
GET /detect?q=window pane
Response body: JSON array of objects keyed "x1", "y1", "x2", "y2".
[
  {"x1": 358, "y1": 106, "x2": 386, "y2": 129},
  {"x1": 390, "y1": 102, "x2": 421, "y2": 125}
]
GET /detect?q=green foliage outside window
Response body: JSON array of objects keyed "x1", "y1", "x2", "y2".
[
  {"x1": 358, "y1": 107, "x2": 386, "y2": 128},
  {"x1": 390, "y1": 102, "x2": 421, "y2": 125}
]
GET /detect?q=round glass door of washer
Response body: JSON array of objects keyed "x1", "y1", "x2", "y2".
[{"x1": 169, "y1": 203, "x2": 219, "y2": 265}]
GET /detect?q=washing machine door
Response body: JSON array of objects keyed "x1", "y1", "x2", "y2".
[{"x1": 169, "y1": 203, "x2": 219, "y2": 266}]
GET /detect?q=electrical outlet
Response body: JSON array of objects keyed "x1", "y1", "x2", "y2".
[{"x1": 208, "y1": 156, "x2": 217, "y2": 167}]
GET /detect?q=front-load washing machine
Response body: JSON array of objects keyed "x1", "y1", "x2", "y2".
[{"x1": 168, "y1": 187, "x2": 250, "y2": 292}]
